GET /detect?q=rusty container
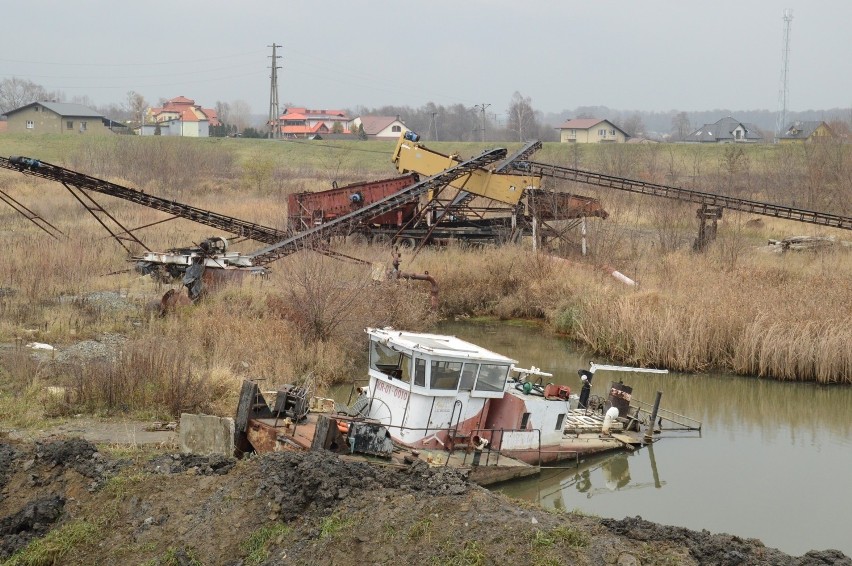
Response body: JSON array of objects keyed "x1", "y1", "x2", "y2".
[{"x1": 607, "y1": 382, "x2": 633, "y2": 417}]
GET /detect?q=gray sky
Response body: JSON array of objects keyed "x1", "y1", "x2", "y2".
[{"x1": 2, "y1": 1, "x2": 849, "y2": 118}]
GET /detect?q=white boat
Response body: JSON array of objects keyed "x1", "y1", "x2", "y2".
[
  {"x1": 232, "y1": 327, "x2": 700, "y2": 485},
  {"x1": 356, "y1": 328, "x2": 695, "y2": 466}
]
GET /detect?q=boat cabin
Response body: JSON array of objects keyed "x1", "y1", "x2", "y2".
[{"x1": 365, "y1": 327, "x2": 515, "y2": 446}]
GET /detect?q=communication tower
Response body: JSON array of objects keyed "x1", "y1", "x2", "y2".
[{"x1": 776, "y1": 10, "x2": 793, "y2": 140}]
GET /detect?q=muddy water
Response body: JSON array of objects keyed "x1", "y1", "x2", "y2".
[{"x1": 436, "y1": 320, "x2": 852, "y2": 558}]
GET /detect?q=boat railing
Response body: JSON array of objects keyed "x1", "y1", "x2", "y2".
[{"x1": 630, "y1": 399, "x2": 702, "y2": 432}]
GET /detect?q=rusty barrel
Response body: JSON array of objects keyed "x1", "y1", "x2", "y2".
[{"x1": 607, "y1": 382, "x2": 633, "y2": 417}]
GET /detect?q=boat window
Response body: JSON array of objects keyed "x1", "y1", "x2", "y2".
[
  {"x1": 370, "y1": 340, "x2": 408, "y2": 382},
  {"x1": 399, "y1": 353, "x2": 412, "y2": 383},
  {"x1": 474, "y1": 364, "x2": 510, "y2": 392},
  {"x1": 414, "y1": 357, "x2": 426, "y2": 387},
  {"x1": 430, "y1": 360, "x2": 462, "y2": 390},
  {"x1": 459, "y1": 363, "x2": 479, "y2": 391},
  {"x1": 555, "y1": 413, "x2": 566, "y2": 430},
  {"x1": 520, "y1": 412, "x2": 531, "y2": 430}
]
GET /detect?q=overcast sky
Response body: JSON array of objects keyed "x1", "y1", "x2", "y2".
[{"x1": 2, "y1": 1, "x2": 849, "y2": 119}]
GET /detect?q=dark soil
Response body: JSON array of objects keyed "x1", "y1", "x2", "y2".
[{"x1": 0, "y1": 437, "x2": 849, "y2": 565}]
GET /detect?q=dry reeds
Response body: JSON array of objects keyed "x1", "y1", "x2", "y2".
[{"x1": 0, "y1": 135, "x2": 850, "y2": 425}]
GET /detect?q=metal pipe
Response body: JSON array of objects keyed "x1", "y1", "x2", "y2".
[
  {"x1": 392, "y1": 251, "x2": 439, "y2": 309},
  {"x1": 644, "y1": 391, "x2": 663, "y2": 443}
]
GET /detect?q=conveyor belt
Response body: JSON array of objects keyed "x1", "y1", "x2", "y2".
[{"x1": 513, "y1": 160, "x2": 852, "y2": 230}]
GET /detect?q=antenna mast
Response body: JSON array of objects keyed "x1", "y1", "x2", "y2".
[
  {"x1": 776, "y1": 10, "x2": 793, "y2": 140},
  {"x1": 268, "y1": 43, "x2": 282, "y2": 139}
]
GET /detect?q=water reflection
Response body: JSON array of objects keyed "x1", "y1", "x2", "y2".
[
  {"x1": 437, "y1": 320, "x2": 852, "y2": 444},
  {"x1": 435, "y1": 320, "x2": 852, "y2": 557},
  {"x1": 501, "y1": 446, "x2": 667, "y2": 512}
]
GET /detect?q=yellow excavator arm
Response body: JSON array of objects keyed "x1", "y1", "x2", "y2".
[{"x1": 392, "y1": 131, "x2": 539, "y2": 206}]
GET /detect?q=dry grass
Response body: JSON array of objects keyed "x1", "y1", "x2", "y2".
[{"x1": 0, "y1": 134, "x2": 850, "y2": 423}]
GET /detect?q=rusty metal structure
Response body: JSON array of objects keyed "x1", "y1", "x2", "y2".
[{"x1": 2, "y1": 130, "x2": 850, "y2": 297}]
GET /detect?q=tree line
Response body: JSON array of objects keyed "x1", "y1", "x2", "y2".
[{"x1": 3, "y1": 77, "x2": 850, "y2": 142}]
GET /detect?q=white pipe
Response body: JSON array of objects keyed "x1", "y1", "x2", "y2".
[
  {"x1": 611, "y1": 270, "x2": 636, "y2": 286},
  {"x1": 590, "y1": 362, "x2": 668, "y2": 374}
]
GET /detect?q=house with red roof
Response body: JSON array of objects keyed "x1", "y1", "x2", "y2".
[
  {"x1": 141, "y1": 96, "x2": 220, "y2": 137},
  {"x1": 277, "y1": 107, "x2": 349, "y2": 138},
  {"x1": 350, "y1": 115, "x2": 406, "y2": 139},
  {"x1": 557, "y1": 118, "x2": 628, "y2": 143}
]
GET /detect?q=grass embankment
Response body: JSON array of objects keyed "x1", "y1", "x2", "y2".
[{"x1": 0, "y1": 134, "x2": 849, "y2": 422}]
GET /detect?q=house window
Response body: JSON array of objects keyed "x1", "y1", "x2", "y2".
[
  {"x1": 392, "y1": 125, "x2": 401, "y2": 133},
  {"x1": 26, "y1": 120, "x2": 34, "y2": 129},
  {"x1": 66, "y1": 121, "x2": 74, "y2": 130},
  {"x1": 80, "y1": 121, "x2": 87, "y2": 132},
  {"x1": 610, "y1": 129, "x2": 615, "y2": 136},
  {"x1": 570, "y1": 129, "x2": 576, "y2": 135},
  {"x1": 598, "y1": 129, "x2": 606, "y2": 136}
]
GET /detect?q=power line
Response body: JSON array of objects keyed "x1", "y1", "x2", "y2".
[
  {"x1": 473, "y1": 103, "x2": 490, "y2": 142},
  {"x1": 268, "y1": 44, "x2": 282, "y2": 139}
]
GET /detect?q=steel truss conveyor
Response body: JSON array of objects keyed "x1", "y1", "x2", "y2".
[
  {"x1": 248, "y1": 147, "x2": 508, "y2": 265},
  {"x1": 512, "y1": 160, "x2": 852, "y2": 231},
  {"x1": 0, "y1": 156, "x2": 290, "y2": 246}
]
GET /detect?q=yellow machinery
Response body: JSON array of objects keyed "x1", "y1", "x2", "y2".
[{"x1": 392, "y1": 131, "x2": 540, "y2": 206}]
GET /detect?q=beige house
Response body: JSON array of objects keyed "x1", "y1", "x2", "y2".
[
  {"x1": 779, "y1": 121, "x2": 834, "y2": 144},
  {"x1": 557, "y1": 118, "x2": 628, "y2": 143},
  {"x1": 350, "y1": 116, "x2": 406, "y2": 139},
  {"x1": 2, "y1": 102, "x2": 124, "y2": 134}
]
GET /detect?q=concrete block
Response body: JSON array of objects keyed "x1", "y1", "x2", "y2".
[{"x1": 179, "y1": 413, "x2": 235, "y2": 456}]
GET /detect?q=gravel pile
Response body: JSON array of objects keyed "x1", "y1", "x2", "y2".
[
  {"x1": 146, "y1": 453, "x2": 236, "y2": 476},
  {"x1": 53, "y1": 333, "x2": 127, "y2": 363}
]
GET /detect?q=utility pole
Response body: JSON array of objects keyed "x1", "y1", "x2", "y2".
[
  {"x1": 430, "y1": 112, "x2": 439, "y2": 141},
  {"x1": 775, "y1": 10, "x2": 793, "y2": 141},
  {"x1": 267, "y1": 43, "x2": 282, "y2": 139},
  {"x1": 473, "y1": 103, "x2": 490, "y2": 142}
]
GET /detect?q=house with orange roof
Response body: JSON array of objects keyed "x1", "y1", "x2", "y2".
[
  {"x1": 277, "y1": 107, "x2": 349, "y2": 138},
  {"x1": 350, "y1": 115, "x2": 406, "y2": 139},
  {"x1": 557, "y1": 118, "x2": 628, "y2": 143},
  {"x1": 141, "y1": 96, "x2": 220, "y2": 137}
]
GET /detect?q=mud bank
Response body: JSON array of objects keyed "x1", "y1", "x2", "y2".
[{"x1": 0, "y1": 438, "x2": 848, "y2": 565}]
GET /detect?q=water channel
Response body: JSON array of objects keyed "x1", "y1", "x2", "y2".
[{"x1": 432, "y1": 320, "x2": 852, "y2": 558}]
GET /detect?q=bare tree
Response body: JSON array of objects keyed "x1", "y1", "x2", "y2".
[
  {"x1": 506, "y1": 91, "x2": 537, "y2": 142},
  {"x1": 671, "y1": 111, "x2": 691, "y2": 141},
  {"x1": 215, "y1": 100, "x2": 231, "y2": 127},
  {"x1": 0, "y1": 77, "x2": 56, "y2": 113},
  {"x1": 228, "y1": 99, "x2": 252, "y2": 132},
  {"x1": 125, "y1": 91, "x2": 148, "y2": 126},
  {"x1": 622, "y1": 113, "x2": 645, "y2": 138}
]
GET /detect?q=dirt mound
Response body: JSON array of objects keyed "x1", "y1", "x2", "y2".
[
  {"x1": 32, "y1": 437, "x2": 125, "y2": 489},
  {"x1": 601, "y1": 516, "x2": 852, "y2": 566},
  {"x1": 0, "y1": 496, "x2": 65, "y2": 560},
  {"x1": 0, "y1": 438, "x2": 848, "y2": 565},
  {"x1": 256, "y1": 450, "x2": 470, "y2": 521}
]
